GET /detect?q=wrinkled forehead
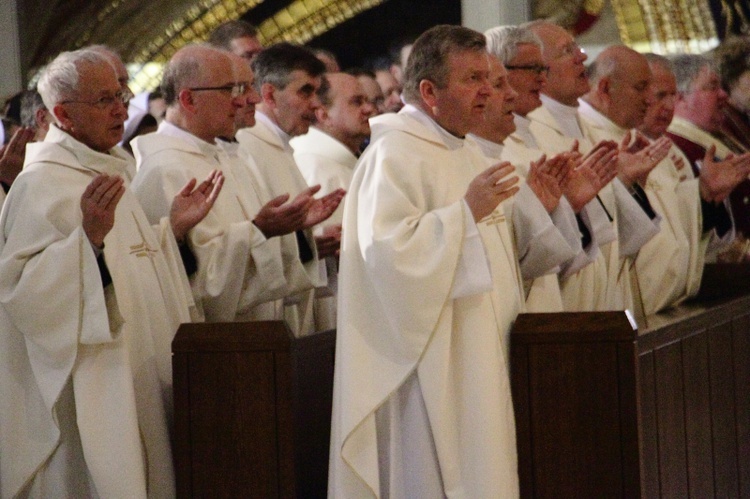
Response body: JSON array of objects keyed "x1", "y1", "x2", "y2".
[{"x1": 77, "y1": 60, "x2": 121, "y2": 94}]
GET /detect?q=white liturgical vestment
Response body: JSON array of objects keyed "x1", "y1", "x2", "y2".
[
  {"x1": 291, "y1": 126, "x2": 357, "y2": 330},
  {"x1": 528, "y1": 98, "x2": 659, "y2": 311},
  {"x1": 469, "y1": 132, "x2": 580, "y2": 312},
  {"x1": 0, "y1": 126, "x2": 196, "y2": 498},
  {"x1": 132, "y1": 122, "x2": 289, "y2": 323},
  {"x1": 236, "y1": 114, "x2": 324, "y2": 336},
  {"x1": 329, "y1": 105, "x2": 523, "y2": 498}
]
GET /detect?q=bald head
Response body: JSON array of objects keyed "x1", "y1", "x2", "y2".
[
  {"x1": 583, "y1": 45, "x2": 652, "y2": 129},
  {"x1": 526, "y1": 21, "x2": 588, "y2": 105},
  {"x1": 162, "y1": 44, "x2": 247, "y2": 142}
]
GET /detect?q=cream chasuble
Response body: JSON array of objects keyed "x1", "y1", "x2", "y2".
[
  {"x1": 236, "y1": 115, "x2": 324, "y2": 336},
  {"x1": 469, "y1": 132, "x2": 581, "y2": 312},
  {"x1": 291, "y1": 126, "x2": 358, "y2": 331},
  {"x1": 132, "y1": 122, "x2": 288, "y2": 323},
  {"x1": 635, "y1": 142, "x2": 706, "y2": 315},
  {"x1": 329, "y1": 106, "x2": 523, "y2": 498},
  {"x1": 0, "y1": 126, "x2": 196, "y2": 498}
]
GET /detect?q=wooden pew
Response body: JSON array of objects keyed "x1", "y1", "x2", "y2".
[
  {"x1": 172, "y1": 322, "x2": 335, "y2": 498},
  {"x1": 511, "y1": 264, "x2": 750, "y2": 498},
  {"x1": 172, "y1": 264, "x2": 750, "y2": 497}
]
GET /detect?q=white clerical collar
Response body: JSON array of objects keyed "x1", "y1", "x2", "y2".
[
  {"x1": 541, "y1": 94, "x2": 584, "y2": 140},
  {"x1": 512, "y1": 113, "x2": 538, "y2": 149},
  {"x1": 255, "y1": 111, "x2": 293, "y2": 152},
  {"x1": 158, "y1": 120, "x2": 220, "y2": 159},
  {"x1": 402, "y1": 104, "x2": 465, "y2": 150},
  {"x1": 467, "y1": 133, "x2": 504, "y2": 159},
  {"x1": 577, "y1": 98, "x2": 628, "y2": 135}
]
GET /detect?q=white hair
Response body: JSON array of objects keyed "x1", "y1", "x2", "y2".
[
  {"x1": 37, "y1": 48, "x2": 110, "y2": 113},
  {"x1": 484, "y1": 25, "x2": 543, "y2": 65}
]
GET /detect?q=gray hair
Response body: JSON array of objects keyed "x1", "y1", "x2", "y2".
[
  {"x1": 20, "y1": 89, "x2": 46, "y2": 128},
  {"x1": 484, "y1": 25, "x2": 543, "y2": 65},
  {"x1": 37, "y1": 48, "x2": 110, "y2": 112},
  {"x1": 403, "y1": 25, "x2": 486, "y2": 104},
  {"x1": 669, "y1": 53, "x2": 715, "y2": 94},
  {"x1": 644, "y1": 53, "x2": 674, "y2": 73}
]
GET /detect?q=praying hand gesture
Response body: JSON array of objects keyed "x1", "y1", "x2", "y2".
[
  {"x1": 527, "y1": 153, "x2": 572, "y2": 213},
  {"x1": 81, "y1": 174, "x2": 126, "y2": 248},
  {"x1": 465, "y1": 162, "x2": 519, "y2": 222},
  {"x1": 562, "y1": 141, "x2": 618, "y2": 212},
  {"x1": 253, "y1": 185, "x2": 346, "y2": 238},
  {"x1": 170, "y1": 169, "x2": 224, "y2": 243},
  {"x1": 617, "y1": 131, "x2": 671, "y2": 187},
  {"x1": 699, "y1": 145, "x2": 750, "y2": 203}
]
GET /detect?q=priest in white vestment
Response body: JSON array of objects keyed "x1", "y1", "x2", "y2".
[
  {"x1": 468, "y1": 54, "x2": 582, "y2": 312},
  {"x1": 634, "y1": 54, "x2": 743, "y2": 315},
  {"x1": 291, "y1": 72, "x2": 376, "y2": 329},
  {"x1": 525, "y1": 21, "x2": 662, "y2": 312},
  {"x1": 132, "y1": 47, "x2": 337, "y2": 324},
  {"x1": 329, "y1": 26, "x2": 524, "y2": 498},
  {"x1": 236, "y1": 43, "x2": 345, "y2": 336},
  {"x1": 0, "y1": 48, "x2": 221, "y2": 498}
]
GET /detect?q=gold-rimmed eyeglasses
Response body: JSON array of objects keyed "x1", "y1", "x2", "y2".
[
  {"x1": 60, "y1": 88, "x2": 134, "y2": 110},
  {"x1": 188, "y1": 82, "x2": 250, "y2": 99}
]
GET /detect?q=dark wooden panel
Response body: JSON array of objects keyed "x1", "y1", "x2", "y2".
[
  {"x1": 172, "y1": 348, "x2": 192, "y2": 498},
  {"x1": 512, "y1": 312, "x2": 636, "y2": 344},
  {"x1": 291, "y1": 331, "x2": 336, "y2": 498},
  {"x1": 510, "y1": 342, "x2": 534, "y2": 498},
  {"x1": 528, "y1": 342, "x2": 625, "y2": 497},
  {"x1": 638, "y1": 351, "x2": 660, "y2": 499},
  {"x1": 681, "y1": 331, "x2": 714, "y2": 498},
  {"x1": 617, "y1": 342, "x2": 641, "y2": 499},
  {"x1": 188, "y1": 351, "x2": 279, "y2": 497},
  {"x1": 733, "y1": 315, "x2": 750, "y2": 499},
  {"x1": 654, "y1": 342, "x2": 688, "y2": 498},
  {"x1": 708, "y1": 323, "x2": 740, "y2": 498}
]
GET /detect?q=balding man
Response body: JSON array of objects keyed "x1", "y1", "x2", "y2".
[
  {"x1": 132, "y1": 45, "x2": 330, "y2": 324},
  {"x1": 525, "y1": 22, "x2": 664, "y2": 313},
  {"x1": 630, "y1": 54, "x2": 747, "y2": 313},
  {"x1": 329, "y1": 25, "x2": 523, "y2": 497},
  {"x1": 0, "y1": 47, "x2": 220, "y2": 497},
  {"x1": 236, "y1": 43, "x2": 345, "y2": 336}
]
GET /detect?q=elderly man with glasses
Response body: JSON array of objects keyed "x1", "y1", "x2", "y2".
[
  {"x1": 132, "y1": 45, "x2": 338, "y2": 324},
  {"x1": 0, "y1": 47, "x2": 222, "y2": 497}
]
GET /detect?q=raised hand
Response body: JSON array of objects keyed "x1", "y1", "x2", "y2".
[
  {"x1": 527, "y1": 153, "x2": 571, "y2": 213},
  {"x1": 617, "y1": 134, "x2": 671, "y2": 186},
  {"x1": 563, "y1": 146, "x2": 618, "y2": 212},
  {"x1": 302, "y1": 187, "x2": 346, "y2": 229},
  {"x1": 464, "y1": 162, "x2": 519, "y2": 222},
  {"x1": 0, "y1": 127, "x2": 35, "y2": 186},
  {"x1": 81, "y1": 173, "x2": 126, "y2": 248},
  {"x1": 170, "y1": 169, "x2": 224, "y2": 242},
  {"x1": 315, "y1": 224, "x2": 342, "y2": 258},
  {"x1": 699, "y1": 145, "x2": 750, "y2": 203}
]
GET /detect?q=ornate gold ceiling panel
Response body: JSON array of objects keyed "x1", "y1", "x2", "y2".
[{"x1": 609, "y1": 0, "x2": 718, "y2": 53}]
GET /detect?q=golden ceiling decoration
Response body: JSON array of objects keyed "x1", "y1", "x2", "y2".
[
  {"x1": 128, "y1": 0, "x2": 384, "y2": 93},
  {"x1": 257, "y1": 0, "x2": 385, "y2": 45},
  {"x1": 610, "y1": 0, "x2": 719, "y2": 53}
]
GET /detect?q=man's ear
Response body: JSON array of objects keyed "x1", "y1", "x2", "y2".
[
  {"x1": 314, "y1": 106, "x2": 328, "y2": 124},
  {"x1": 178, "y1": 89, "x2": 195, "y2": 113},
  {"x1": 419, "y1": 79, "x2": 438, "y2": 109},
  {"x1": 51, "y1": 104, "x2": 71, "y2": 130},
  {"x1": 260, "y1": 82, "x2": 276, "y2": 107}
]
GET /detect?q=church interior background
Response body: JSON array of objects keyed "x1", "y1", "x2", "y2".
[{"x1": 3, "y1": 0, "x2": 750, "y2": 100}]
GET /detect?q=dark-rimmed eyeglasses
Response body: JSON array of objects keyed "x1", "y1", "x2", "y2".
[
  {"x1": 505, "y1": 64, "x2": 550, "y2": 76},
  {"x1": 188, "y1": 83, "x2": 249, "y2": 99},
  {"x1": 60, "y1": 88, "x2": 134, "y2": 110}
]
